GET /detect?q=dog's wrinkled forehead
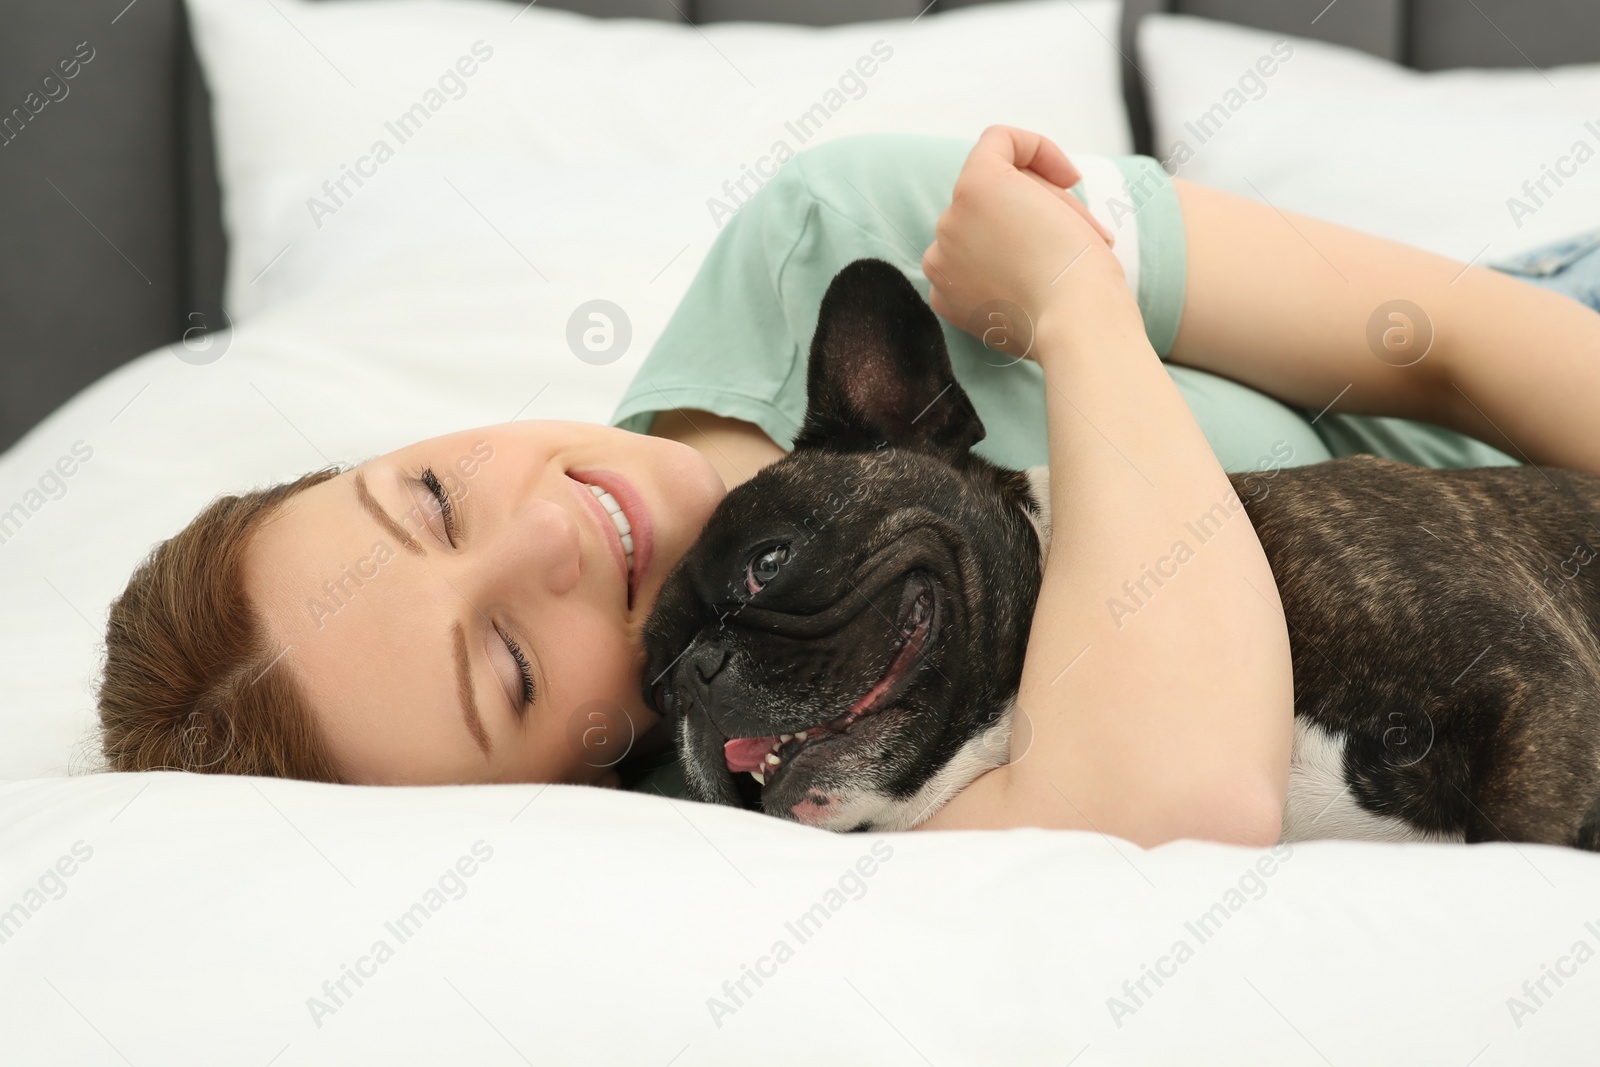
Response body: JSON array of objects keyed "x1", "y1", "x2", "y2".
[
  {"x1": 671, "y1": 448, "x2": 937, "y2": 598},
  {"x1": 734, "y1": 431, "x2": 1041, "y2": 553},
  {"x1": 729, "y1": 444, "x2": 956, "y2": 521}
]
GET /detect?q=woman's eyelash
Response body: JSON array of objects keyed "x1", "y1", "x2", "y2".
[
  {"x1": 418, "y1": 466, "x2": 458, "y2": 545},
  {"x1": 502, "y1": 630, "x2": 537, "y2": 712}
]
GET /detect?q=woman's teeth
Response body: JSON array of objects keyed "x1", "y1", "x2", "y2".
[{"x1": 586, "y1": 483, "x2": 634, "y2": 578}]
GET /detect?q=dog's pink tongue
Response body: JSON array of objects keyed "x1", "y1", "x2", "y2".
[{"x1": 724, "y1": 736, "x2": 779, "y2": 774}]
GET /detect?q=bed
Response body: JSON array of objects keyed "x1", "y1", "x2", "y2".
[{"x1": 3, "y1": 0, "x2": 1600, "y2": 1062}]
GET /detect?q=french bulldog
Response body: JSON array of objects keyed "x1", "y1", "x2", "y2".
[{"x1": 643, "y1": 258, "x2": 1600, "y2": 847}]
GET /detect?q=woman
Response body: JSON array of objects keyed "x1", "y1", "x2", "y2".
[{"x1": 98, "y1": 128, "x2": 1600, "y2": 848}]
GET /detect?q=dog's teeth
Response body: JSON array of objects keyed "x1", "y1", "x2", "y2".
[
  {"x1": 780, "y1": 733, "x2": 793, "y2": 743},
  {"x1": 764, "y1": 753, "x2": 780, "y2": 766},
  {"x1": 795, "y1": 731, "x2": 808, "y2": 741},
  {"x1": 751, "y1": 769, "x2": 765, "y2": 785}
]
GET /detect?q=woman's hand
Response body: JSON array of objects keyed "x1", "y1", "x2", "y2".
[{"x1": 922, "y1": 126, "x2": 1126, "y2": 356}]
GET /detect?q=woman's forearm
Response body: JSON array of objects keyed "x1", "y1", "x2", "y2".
[
  {"x1": 923, "y1": 280, "x2": 1294, "y2": 846},
  {"x1": 1169, "y1": 178, "x2": 1451, "y2": 426},
  {"x1": 1432, "y1": 267, "x2": 1600, "y2": 473},
  {"x1": 1170, "y1": 179, "x2": 1600, "y2": 474}
]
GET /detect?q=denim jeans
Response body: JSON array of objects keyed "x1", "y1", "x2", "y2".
[{"x1": 1492, "y1": 229, "x2": 1600, "y2": 313}]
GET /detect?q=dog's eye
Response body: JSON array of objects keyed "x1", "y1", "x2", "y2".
[{"x1": 746, "y1": 544, "x2": 791, "y2": 595}]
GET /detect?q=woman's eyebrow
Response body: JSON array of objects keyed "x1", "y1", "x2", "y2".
[
  {"x1": 452, "y1": 621, "x2": 493, "y2": 760},
  {"x1": 352, "y1": 470, "x2": 425, "y2": 556}
]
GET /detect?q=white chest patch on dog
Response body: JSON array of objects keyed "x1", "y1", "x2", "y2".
[
  {"x1": 1022, "y1": 466, "x2": 1053, "y2": 562},
  {"x1": 1281, "y1": 718, "x2": 1463, "y2": 844}
]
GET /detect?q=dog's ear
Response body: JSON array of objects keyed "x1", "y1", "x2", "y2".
[{"x1": 792, "y1": 259, "x2": 985, "y2": 456}]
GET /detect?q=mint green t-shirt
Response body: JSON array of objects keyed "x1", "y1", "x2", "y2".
[
  {"x1": 612, "y1": 133, "x2": 1516, "y2": 476},
  {"x1": 608, "y1": 133, "x2": 1517, "y2": 799}
]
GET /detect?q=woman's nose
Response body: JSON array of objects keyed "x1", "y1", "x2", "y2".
[{"x1": 474, "y1": 496, "x2": 581, "y2": 599}]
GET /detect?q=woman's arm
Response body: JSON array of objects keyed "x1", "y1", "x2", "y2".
[
  {"x1": 1171, "y1": 180, "x2": 1600, "y2": 473},
  {"x1": 916, "y1": 128, "x2": 1293, "y2": 846}
]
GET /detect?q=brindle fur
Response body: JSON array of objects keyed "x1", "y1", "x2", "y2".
[{"x1": 1239, "y1": 456, "x2": 1600, "y2": 847}]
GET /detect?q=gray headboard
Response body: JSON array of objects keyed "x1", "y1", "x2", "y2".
[{"x1": 2, "y1": 0, "x2": 1597, "y2": 451}]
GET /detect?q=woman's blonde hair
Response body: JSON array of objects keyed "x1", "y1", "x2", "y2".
[{"x1": 97, "y1": 467, "x2": 349, "y2": 781}]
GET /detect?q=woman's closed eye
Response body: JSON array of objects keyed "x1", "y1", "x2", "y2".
[
  {"x1": 413, "y1": 463, "x2": 538, "y2": 717},
  {"x1": 415, "y1": 466, "x2": 459, "y2": 547},
  {"x1": 500, "y1": 628, "x2": 538, "y2": 714}
]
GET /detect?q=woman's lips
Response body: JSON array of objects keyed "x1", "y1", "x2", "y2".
[
  {"x1": 571, "y1": 477, "x2": 630, "y2": 605},
  {"x1": 569, "y1": 468, "x2": 654, "y2": 610}
]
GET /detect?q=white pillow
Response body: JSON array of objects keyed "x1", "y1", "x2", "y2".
[
  {"x1": 186, "y1": 0, "x2": 1132, "y2": 320},
  {"x1": 1138, "y1": 14, "x2": 1600, "y2": 263}
]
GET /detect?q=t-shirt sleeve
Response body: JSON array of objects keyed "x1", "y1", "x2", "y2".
[
  {"x1": 609, "y1": 134, "x2": 1189, "y2": 457},
  {"x1": 1090, "y1": 155, "x2": 1188, "y2": 360}
]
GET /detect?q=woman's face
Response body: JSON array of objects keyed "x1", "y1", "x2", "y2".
[{"x1": 244, "y1": 421, "x2": 726, "y2": 786}]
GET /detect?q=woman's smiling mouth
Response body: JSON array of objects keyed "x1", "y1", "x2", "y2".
[
  {"x1": 588, "y1": 483, "x2": 635, "y2": 575},
  {"x1": 570, "y1": 469, "x2": 655, "y2": 610}
]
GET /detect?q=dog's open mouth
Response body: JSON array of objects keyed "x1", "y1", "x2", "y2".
[{"x1": 722, "y1": 574, "x2": 937, "y2": 793}]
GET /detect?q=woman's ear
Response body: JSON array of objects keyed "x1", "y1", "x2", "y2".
[{"x1": 792, "y1": 258, "x2": 985, "y2": 458}]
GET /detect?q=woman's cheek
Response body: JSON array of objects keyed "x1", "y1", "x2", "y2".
[{"x1": 552, "y1": 612, "x2": 635, "y2": 702}]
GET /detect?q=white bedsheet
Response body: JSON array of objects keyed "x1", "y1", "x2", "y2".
[{"x1": 3, "y1": 771, "x2": 1594, "y2": 1065}]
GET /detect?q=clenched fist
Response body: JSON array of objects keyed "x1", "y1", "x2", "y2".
[{"x1": 922, "y1": 126, "x2": 1137, "y2": 362}]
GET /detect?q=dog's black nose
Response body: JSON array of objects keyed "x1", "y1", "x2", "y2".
[
  {"x1": 674, "y1": 642, "x2": 735, "y2": 722},
  {"x1": 692, "y1": 644, "x2": 731, "y2": 684}
]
